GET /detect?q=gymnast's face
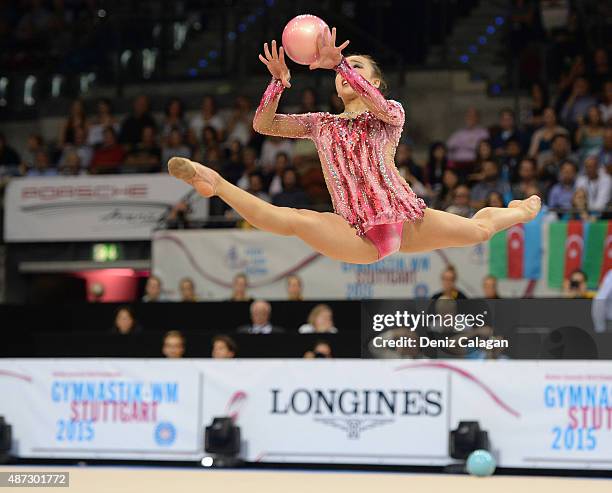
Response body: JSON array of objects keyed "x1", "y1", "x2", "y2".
[{"x1": 335, "y1": 56, "x2": 380, "y2": 103}]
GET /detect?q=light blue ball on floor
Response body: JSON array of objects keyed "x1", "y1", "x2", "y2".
[{"x1": 466, "y1": 449, "x2": 496, "y2": 477}]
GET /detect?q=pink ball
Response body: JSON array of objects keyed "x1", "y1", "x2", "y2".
[{"x1": 282, "y1": 14, "x2": 329, "y2": 65}]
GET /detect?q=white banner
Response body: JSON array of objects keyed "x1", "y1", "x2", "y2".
[
  {"x1": 0, "y1": 360, "x2": 202, "y2": 460},
  {"x1": 152, "y1": 230, "x2": 560, "y2": 300},
  {"x1": 4, "y1": 175, "x2": 197, "y2": 242},
  {"x1": 1, "y1": 359, "x2": 612, "y2": 469}
]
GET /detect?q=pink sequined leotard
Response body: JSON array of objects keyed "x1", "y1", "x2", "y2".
[{"x1": 254, "y1": 57, "x2": 427, "y2": 258}]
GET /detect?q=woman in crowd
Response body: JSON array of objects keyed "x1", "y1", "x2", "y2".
[{"x1": 299, "y1": 304, "x2": 338, "y2": 334}]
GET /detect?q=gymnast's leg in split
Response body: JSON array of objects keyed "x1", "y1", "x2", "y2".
[{"x1": 168, "y1": 157, "x2": 540, "y2": 264}]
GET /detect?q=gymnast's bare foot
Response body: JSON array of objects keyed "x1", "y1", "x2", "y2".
[
  {"x1": 508, "y1": 195, "x2": 541, "y2": 222},
  {"x1": 168, "y1": 157, "x2": 219, "y2": 197}
]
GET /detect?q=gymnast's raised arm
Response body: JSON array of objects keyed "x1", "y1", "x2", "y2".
[
  {"x1": 252, "y1": 40, "x2": 314, "y2": 139},
  {"x1": 309, "y1": 27, "x2": 403, "y2": 127}
]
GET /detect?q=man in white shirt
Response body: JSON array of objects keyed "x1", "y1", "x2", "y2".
[
  {"x1": 592, "y1": 270, "x2": 612, "y2": 333},
  {"x1": 236, "y1": 300, "x2": 285, "y2": 334},
  {"x1": 575, "y1": 155, "x2": 611, "y2": 212}
]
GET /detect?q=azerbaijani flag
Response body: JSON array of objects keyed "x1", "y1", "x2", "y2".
[
  {"x1": 548, "y1": 220, "x2": 612, "y2": 290},
  {"x1": 489, "y1": 210, "x2": 544, "y2": 280}
]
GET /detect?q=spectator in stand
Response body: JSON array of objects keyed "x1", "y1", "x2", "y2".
[
  {"x1": 87, "y1": 98, "x2": 119, "y2": 147},
  {"x1": 228, "y1": 141, "x2": 249, "y2": 189},
  {"x1": 272, "y1": 168, "x2": 310, "y2": 209},
  {"x1": 26, "y1": 151, "x2": 57, "y2": 176},
  {"x1": 58, "y1": 150, "x2": 82, "y2": 175},
  {"x1": 236, "y1": 300, "x2": 285, "y2": 334},
  {"x1": 189, "y1": 95, "x2": 225, "y2": 144},
  {"x1": 211, "y1": 335, "x2": 237, "y2": 358},
  {"x1": 555, "y1": 56, "x2": 588, "y2": 113},
  {"x1": 563, "y1": 269, "x2": 595, "y2": 299},
  {"x1": 528, "y1": 107, "x2": 569, "y2": 157},
  {"x1": 304, "y1": 340, "x2": 333, "y2": 359},
  {"x1": 474, "y1": 139, "x2": 493, "y2": 170},
  {"x1": 119, "y1": 95, "x2": 157, "y2": 149},
  {"x1": 89, "y1": 283, "x2": 105, "y2": 302},
  {"x1": 512, "y1": 158, "x2": 541, "y2": 200},
  {"x1": 424, "y1": 141, "x2": 448, "y2": 191},
  {"x1": 482, "y1": 275, "x2": 501, "y2": 299},
  {"x1": 590, "y1": 48, "x2": 610, "y2": 95},
  {"x1": 548, "y1": 160, "x2": 578, "y2": 212},
  {"x1": 229, "y1": 273, "x2": 252, "y2": 302},
  {"x1": 21, "y1": 134, "x2": 45, "y2": 169},
  {"x1": 592, "y1": 269, "x2": 612, "y2": 333},
  {"x1": 59, "y1": 99, "x2": 87, "y2": 148},
  {"x1": 491, "y1": 108, "x2": 524, "y2": 156},
  {"x1": 434, "y1": 168, "x2": 460, "y2": 210},
  {"x1": 225, "y1": 95, "x2": 254, "y2": 146},
  {"x1": 266, "y1": 152, "x2": 290, "y2": 196},
  {"x1": 599, "y1": 126, "x2": 612, "y2": 168},
  {"x1": 227, "y1": 138, "x2": 245, "y2": 164},
  {"x1": 500, "y1": 137, "x2": 524, "y2": 183},
  {"x1": 59, "y1": 126, "x2": 92, "y2": 170},
  {"x1": 575, "y1": 155, "x2": 611, "y2": 212},
  {"x1": 446, "y1": 107, "x2": 489, "y2": 173},
  {"x1": 431, "y1": 265, "x2": 468, "y2": 300},
  {"x1": 162, "y1": 330, "x2": 185, "y2": 358},
  {"x1": 485, "y1": 191, "x2": 505, "y2": 208},
  {"x1": 223, "y1": 144, "x2": 251, "y2": 187},
  {"x1": 123, "y1": 126, "x2": 161, "y2": 173},
  {"x1": 203, "y1": 148, "x2": 226, "y2": 179},
  {"x1": 286, "y1": 87, "x2": 321, "y2": 114},
  {"x1": 395, "y1": 143, "x2": 424, "y2": 182},
  {"x1": 193, "y1": 126, "x2": 221, "y2": 166},
  {"x1": 286, "y1": 274, "x2": 303, "y2": 301},
  {"x1": 575, "y1": 105, "x2": 605, "y2": 161},
  {"x1": 396, "y1": 142, "x2": 427, "y2": 199},
  {"x1": 600, "y1": 81, "x2": 612, "y2": 124},
  {"x1": 89, "y1": 127, "x2": 125, "y2": 174},
  {"x1": 0, "y1": 133, "x2": 21, "y2": 172},
  {"x1": 110, "y1": 306, "x2": 141, "y2": 334},
  {"x1": 537, "y1": 133, "x2": 576, "y2": 187},
  {"x1": 161, "y1": 128, "x2": 191, "y2": 168},
  {"x1": 300, "y1": 88, "x2": 319, "y2": 112},
  {"x1": 178, "y1": 277, "x2": 198, "y2": 302},
  {"x1": 245, "y1": 172, "x2": 270, "y2": 203},
  {"x1": 470, "y1": 160, "x2": 511, "y2": 210},
  {"x1": 298, "y1": 304, "x2": 338, "y2": 334},
  {"x1": 445, "y1": 184, "x2": 473, "y2": 218},
  {"x1": 142, "y1": 275, "x2": 166, "y2": 302},
  {"x1": 560, "y1": 77, "x2": 597, "y2": 126},
  {"x1": 260, "y1": 135, "x2": 293, "y2": 173},
  {"x1": 522, "y1": 81, "x2": 549, "y2": 130},
  {"x1": 161, "y1": 98, "x2": 186, "y2": 142},
  {"x1": 563, "y1": 188, "x2": 592, "y2": 221}
]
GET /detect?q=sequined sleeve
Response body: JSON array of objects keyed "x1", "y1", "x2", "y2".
[
  {"x1": 334, "y1": 57, "x2": 404, "y2": 127},
  {"x1": 253, "y1": 78, "x2": 317, "y2": 139}
]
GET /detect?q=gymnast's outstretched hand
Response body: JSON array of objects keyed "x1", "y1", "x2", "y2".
[
  {"x1": 309, "y1": 27, "x2": 350, "y2": 70},
  {"x1": 258, "y1": 40, "x2": 291, "y2": 88}
]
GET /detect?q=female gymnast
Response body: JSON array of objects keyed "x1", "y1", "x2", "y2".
[{"x1": 168, "y1": 28, "x2": 540, "y2": 264}]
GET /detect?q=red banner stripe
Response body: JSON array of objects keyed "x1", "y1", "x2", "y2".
[
  {"x1": 507, "y1": 225, "x2": 524, "y2": 279},
  {"x1": 601, "y1": 221, "x2": 612, "y2": 283},
  {"x1": 563, "y1": 220, "x2": 584, "y2": 280}
]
